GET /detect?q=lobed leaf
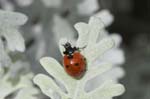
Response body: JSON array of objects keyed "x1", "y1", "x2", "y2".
[
  {"x1": 84, "y1": 37, "x2": 114, "y2": 63},
  {"x1": 87, "y1": 16, "x2": 104, "y2": 47},
  {"x1": 86, "y1": 80, "x2": 125, "y2": 99},
  {"x1": 75, "y1": 22, "x2": 89, "y2": 48},
  {"x1": 83, "y1": 63, "x2": 112, "y2": 85},
  {"x1": 0, "y1": 10, "x2": 27, "y2": 26},
  {"x1": 39, "y1": 57, "x2": 77, "y2": 94},
  {"x1": 94, "y1": 10, "x2": 114, "y2": 27},
  {"x1": 0, "y1": 39, "x2": 11, "y2": 67},
  {"x1": 0, "y1": 27, "x2": 25, "y2": 52},
  {"x1": 15, "y1": 87, "x2": 39, "y2": 99},
  {"x1": 33, "y1": 74, "x2": 69, "y2": 99}
]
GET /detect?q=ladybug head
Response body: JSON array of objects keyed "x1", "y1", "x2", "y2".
[
  {"x1": 62, "y1": 42, "x2": 77, "y2": 56},
  {"x1": 63, "y1": 42, "x2": 72, "y2": 49}
]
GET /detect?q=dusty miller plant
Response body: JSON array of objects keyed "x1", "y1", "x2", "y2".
[{"x1": 33, "y1": 16, "x2": 125, "y2": 99}]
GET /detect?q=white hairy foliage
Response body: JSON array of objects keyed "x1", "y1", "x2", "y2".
[
  {"x1": 0, "y1": 10, "x2": 27, "y2": 52},
  {"x1": 0, "y1": 64, "x2": 39, "y2": 99},
  {"x1": 0, "y1": 10, "x2": 39, "y2": 99},
  {"x1": 33, "y1": 17, "x2": 125, "y2": 99}
]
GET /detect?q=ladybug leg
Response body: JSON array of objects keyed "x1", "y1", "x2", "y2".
[
  {"x1": 74, "y1": 45, "x2": 87, "y2": 51},
  {"x1": 73, "y1": 47, "x2": 79, "y2": 51},
  {"x1": 63, "y1": 51, "x2": 68, "y2": 55},
  {"x1": 79, "y1": 45, "x2": 87, "y2": 49}
]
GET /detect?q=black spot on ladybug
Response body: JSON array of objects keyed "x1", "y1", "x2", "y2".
[
  {"x1": 66, "y1": 65, "x2": 70, "y2": 68},
  {"x1": 74, "y1": 63, "x2": 79, "y2": 66},
  {"x1": 81, "y1": 70, "x2": 84, "y2": 72}
]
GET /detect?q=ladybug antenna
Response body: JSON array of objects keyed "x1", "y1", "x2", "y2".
[{"x1": 79, "y1": 45, "x2": 87, "y2": 49}]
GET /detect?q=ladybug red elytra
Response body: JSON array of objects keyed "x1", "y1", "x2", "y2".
[{"x1": 62, "y1": 42, "x2": 86, "y2": 79}]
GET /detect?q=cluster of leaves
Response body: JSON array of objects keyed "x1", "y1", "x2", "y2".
[
  {"x1": 33, "y1": 17, "x2": 125, "y2": 99},
  {"x1": 0, "y1": 0, "x2": 125, "y2": 99},
  {"x1": 0, "y1": 10, "x2": 39, "y2": 99}
]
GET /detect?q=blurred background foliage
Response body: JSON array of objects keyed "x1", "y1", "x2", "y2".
[{"x1": 100, "y1": 0, "x2": 150, "y2": 99}]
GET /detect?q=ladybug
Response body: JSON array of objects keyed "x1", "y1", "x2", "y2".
[{"x1": 62, "y1": 42, "x2": 86, "y2": 79}]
